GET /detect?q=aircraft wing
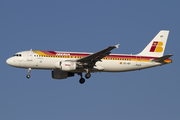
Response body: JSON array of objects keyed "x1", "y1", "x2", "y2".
[{"x1": 76, "y1": 44, "x2": 120, "y2": 64}]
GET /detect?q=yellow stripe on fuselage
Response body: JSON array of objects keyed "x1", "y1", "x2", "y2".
[{"x1": 33, "y1": 51, "x2": 47, "y2": 56}]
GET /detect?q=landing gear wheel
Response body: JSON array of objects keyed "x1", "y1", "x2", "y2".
[
  {"x1": 26, "y1": 75, "x2": 30, "y2": 79},
  {"x1": 79, "y1": 78, "x2": 85, "y2": 84},
  {"x1": 85, "y1": 73, "x2": 91, "y2": 79}
]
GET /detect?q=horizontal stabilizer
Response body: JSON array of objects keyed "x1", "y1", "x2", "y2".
[{"x1": 152, "y1": 54, "x2": 173, "y2": 62}]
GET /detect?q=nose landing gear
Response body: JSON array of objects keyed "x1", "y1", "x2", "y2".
[{"x1": 26, "y1": 68, "x2": 31, "y2": 79}]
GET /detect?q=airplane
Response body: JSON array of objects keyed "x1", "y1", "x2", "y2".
[{"x1": 6, "y1": 30, "x2": 173, "y2": 84}]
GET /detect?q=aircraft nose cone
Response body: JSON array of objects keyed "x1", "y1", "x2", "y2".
[
  {"x1": 6, "y1": 58, "x2": 13, "y2": 66},
  {"x1": 6, "y1": 58, "x2": 10, "y2": 65}
]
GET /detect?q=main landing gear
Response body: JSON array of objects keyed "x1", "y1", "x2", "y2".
[
  {"x1": 26, "y1": 68, "x2": 31, "y2": 79},
  {"x1": 78, "y1": 72, "x2": 91, "y2": 84},
  {"x1": 79, "y1": 78, "x2": 85, "y2": 84},
  {"x1": 85, "y1": 73, "x2": 91, "y2": 79}
]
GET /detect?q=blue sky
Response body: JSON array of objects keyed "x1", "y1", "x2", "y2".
[{"x1": 1, "y1": 0, "x2": 180, "y2": 120}]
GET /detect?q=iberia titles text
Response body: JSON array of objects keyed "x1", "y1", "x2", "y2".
[{"x1": 56, "y1": 53, "x2": 70, "y2": 56}]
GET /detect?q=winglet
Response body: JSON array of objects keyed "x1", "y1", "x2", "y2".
[{"x1": 115, "y1": 44, "x2": 120, "y2": 48}]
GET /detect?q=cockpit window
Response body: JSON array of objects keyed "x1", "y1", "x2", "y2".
[{"x1": 13, "y1": 54, "x2": 22, "y2": 57}]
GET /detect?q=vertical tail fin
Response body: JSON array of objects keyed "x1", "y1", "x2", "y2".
[{"x1": 138, "y1": 30, "x2": 169, "y2": 57}]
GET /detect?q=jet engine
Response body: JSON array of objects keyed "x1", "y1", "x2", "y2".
[
  {"x1": 52, "y1": 70, "x2": 74, "y2": 79},
  {"x1": 55, "y1": 61, "x2": 77, "y2": 71}
]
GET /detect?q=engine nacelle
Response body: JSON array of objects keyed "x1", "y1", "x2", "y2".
[
  {"x1": 55, "y1": 61, "x2": 77, "y2": 71},
  {"x1": 52, "y1": 70, "x2": 74, "y2": 79}
]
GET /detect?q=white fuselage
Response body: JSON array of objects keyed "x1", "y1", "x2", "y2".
[{"x1": 6, "y1": 51, "x2": 162, "y2": 73}]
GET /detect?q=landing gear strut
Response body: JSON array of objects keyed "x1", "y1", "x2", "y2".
[{"x1": 26, "y1": 68, "x2": 31, "y2": 79}]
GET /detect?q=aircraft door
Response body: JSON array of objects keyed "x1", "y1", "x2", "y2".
[
  {"x1": 136, "y1": 56, "x2": 141, "y2": 66},
  {"x1": 27, "y1": 51, "x2": 33, "y2": 61}
]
